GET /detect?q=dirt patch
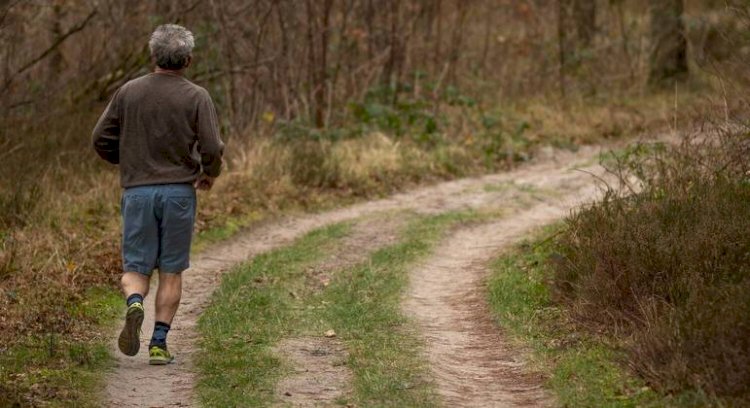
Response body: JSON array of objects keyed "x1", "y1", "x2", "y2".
[
  {"x1": 104, "y1": 145, "x2": 607, "y2": 407},
  {"x1": 273, "y1": 337, "x2": 351, "y2": 408}
]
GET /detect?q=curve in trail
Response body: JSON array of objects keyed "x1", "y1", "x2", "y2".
[
  {"x1": 104, "y1": 145, "x2": 609, "y2": 407},
  {"x1": 404, "y1": 185, "x2": 604, "y2": 408}
]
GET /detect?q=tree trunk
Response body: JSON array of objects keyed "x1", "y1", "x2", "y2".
[
  {"x1": 447, "y1": 0, "x2": 468, "y2": 84},
  {"x1": 648, "y1": 0, "x2": 688, "y2": 88},
  {"x1": 317, "y1": 0, "x2": 333, "y2": 128},
  {"x1": 305, "y1": 0, "x2": 319, "y2": 127},
  {"x1": 558, "y1": 0, "x2": 596, "y2": 65},
  {"x1": 383, "y1": 0, "x2": 398, "y2": 92},
  {"x1": 49, "y1": 1, "x2": 65, "y2": 76},
  {"x1": 573, "y1": 0, "x2": 595, "y2": 48},
  {"x1": 433, "y1": 0, "x2": 442, "y2": 72},
  {"x1": 558, "y1": 0, "x2": 572, "y2": 99}
]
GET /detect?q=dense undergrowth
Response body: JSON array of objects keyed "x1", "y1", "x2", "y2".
[
  {"x1": 489, "y1": 230, "x2": 712, "y2": 407},
  {"x1": 552, "y1": 128, "x2": 750, "y2": 403}
]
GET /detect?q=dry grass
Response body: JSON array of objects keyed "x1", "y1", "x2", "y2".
[{"x1": 553, "y1": 128, "x2": 750, "y2": 402}]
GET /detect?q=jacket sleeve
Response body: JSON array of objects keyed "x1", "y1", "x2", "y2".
[
  {"x1": 196, "y1": 89, "x2": 225, "y2": 177},
  {"x1": 92, "y1": 89, "x2": 121, "y2": 164}
]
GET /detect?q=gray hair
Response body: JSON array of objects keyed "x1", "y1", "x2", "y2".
[{"x1": 149, "y1": 24, "x2": 195, "y2": 70}]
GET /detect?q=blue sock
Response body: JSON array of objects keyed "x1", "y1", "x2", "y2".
[
  {"x1": 126, "y1": 293, "x2": 143, "y2": 307},
  {"x1": 150, "y1": 321, "x2": 170, "y2": 348}
]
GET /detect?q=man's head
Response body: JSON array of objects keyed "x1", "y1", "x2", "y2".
[{"x1": 149, "y1": 24, "x2": 194, "y2": 71}]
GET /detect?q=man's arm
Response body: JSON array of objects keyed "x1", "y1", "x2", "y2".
[
  {"x1": 92, "y1": 90, "x2": 121, "y2": 164},
  {"x1": 196, "y1": 89, "x2": 225, "y2": 178}
]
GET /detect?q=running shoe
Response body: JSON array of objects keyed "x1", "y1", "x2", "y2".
[
  {"x1": 117, "y1": 302, "x2": 144, "y2": 356},
  {"x1": 149, "y1": 345, "x2": 175, "y2": 365}
]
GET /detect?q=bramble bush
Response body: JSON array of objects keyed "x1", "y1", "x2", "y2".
[{"x1": 553, "y1": 128, "x2": 750, "y2": 401}]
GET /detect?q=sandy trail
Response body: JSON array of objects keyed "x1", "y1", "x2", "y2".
[
  {"x1": 104, "y1": 144, "x2": 610, "y2": 407},
  {"x1": 404, "y1": 183, "x2": 605, "y2": 407}
]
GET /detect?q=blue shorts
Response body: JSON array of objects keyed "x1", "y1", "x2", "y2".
[{"x1": 121, "y1": 184, "x2": 196, "y2": 275}]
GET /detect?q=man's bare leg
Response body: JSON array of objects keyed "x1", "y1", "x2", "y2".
[
  {"x1": 154, "y1": 272, "x2": 182, "y2": 324},
  {"x1": 148, "y1": 272, "x2": 182, "y2": 364},
  {"x1": 118, "y1": 272, "x2": 149, "y2": 356},
  {"x1": 121, "y1": 272, "x2": 150, "y2": 298}
]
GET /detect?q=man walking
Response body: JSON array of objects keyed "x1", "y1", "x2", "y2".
[{"x1": 92, "y1": 24, "x2": 224, "y2": 365}]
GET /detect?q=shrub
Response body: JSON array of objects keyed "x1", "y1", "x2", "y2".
[
  {"x1": 553, "y1": 129, "x2": 750, "y2": 401},
  {"x1": 0, "y1": 180, "x2": 41, "y2": 231}
]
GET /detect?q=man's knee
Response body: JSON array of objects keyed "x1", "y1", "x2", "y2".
[
  {"x1": 157, "y1": 272, "x2": 183, "y2": 297},
  {"x1": 121, "y1": 271, "x2": 150, "y2": 295},
  {"x1": 157, "y1": 271, "x2": 182, "y2": 285}
]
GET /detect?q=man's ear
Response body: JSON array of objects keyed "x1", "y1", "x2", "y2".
[{"x1": 185, "y1": 55, "x2": 193, "y2": 69}]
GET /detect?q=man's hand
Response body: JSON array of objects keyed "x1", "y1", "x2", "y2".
[{"x1": 194, "y1": 174, "x2": 215, "y2": 191}]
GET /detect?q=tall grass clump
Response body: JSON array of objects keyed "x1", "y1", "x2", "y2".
[{"x1": 553, "y1": 128, "x2": 750, "y2": 402}]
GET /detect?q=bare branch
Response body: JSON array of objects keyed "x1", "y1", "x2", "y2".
[{"x1": 2, "y1": 8, "x2": 97, "y2": 92}]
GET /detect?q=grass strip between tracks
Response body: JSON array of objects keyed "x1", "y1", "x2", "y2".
[{"x1": 195, "y1": 222, "x2": 351, "y2": 406}]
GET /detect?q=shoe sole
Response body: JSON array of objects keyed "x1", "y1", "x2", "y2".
[
  {"x1": 118, "y1": 306, "x2": 144, "y2": 356},
  {"x1": 148, "y1": 356, "x2": 174, "y2": 365}
]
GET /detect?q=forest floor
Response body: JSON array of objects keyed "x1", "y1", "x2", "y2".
[{"x1": 103, "y1": 141, "x2": 621, "y2": 407}]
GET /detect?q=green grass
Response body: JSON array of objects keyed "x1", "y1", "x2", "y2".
[
  {"x1": 195, "y1": 222, "x2": 352, "y2": 406},
  {"x1": 319, "y1": 212, "x2": 478, "y2": 407},
  {"x1": 196, "y1": 211, "x2": 479, "y2": 407},
  {"x1": 0, "y1": 287, "x2": 121, "y2": 407},
  {"x1": 192, "y1": 211, "x2": 264, "y2": 253},
  {"x1": 487, "y1": 226, "x2": 715, "y2": 408}
]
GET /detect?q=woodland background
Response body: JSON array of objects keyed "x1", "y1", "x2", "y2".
[{"x1": 1, "y1": 0, "x2": 749, "y2": 405}]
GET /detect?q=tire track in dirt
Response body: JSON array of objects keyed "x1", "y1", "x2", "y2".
[
  {"x1": 403, "y1": 173, "x2": 609, "y2": 407},
  {"x1": 104, "y1": 144, "x2": 609, "y2": 407}
]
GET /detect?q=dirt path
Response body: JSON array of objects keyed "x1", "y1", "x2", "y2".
[
  {"x1": 104, "y1": 144, "x2": 611, "y2": 407},
  {"x1": 404, "y1": 186, "x2": 605, "y2": 407}
]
